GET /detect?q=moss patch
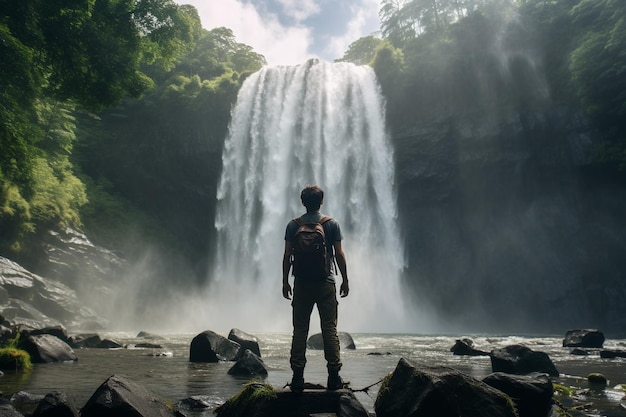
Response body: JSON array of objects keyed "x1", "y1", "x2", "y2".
[
  {"x1": 215, "y1": 382, "x2": 277, "y2": 417},
  {"x1": 0, "y1": 347, "x2": 33, "y2": 371}
]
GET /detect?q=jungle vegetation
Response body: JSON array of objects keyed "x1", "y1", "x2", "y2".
[{"x1": 1, "y1": 0, "x2": 624, "y2": 278}]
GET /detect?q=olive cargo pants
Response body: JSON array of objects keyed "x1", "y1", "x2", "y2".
[{"x1": 290, "y1": 279, "x2": 342, "y2": 372}]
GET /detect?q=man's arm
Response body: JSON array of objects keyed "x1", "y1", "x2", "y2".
[
  {"x1": 333, "y1": 241, "x2": 349, "y2": 297},
  {"x1": 282, "y1": 241, "x2": 293, "y2": 299}
]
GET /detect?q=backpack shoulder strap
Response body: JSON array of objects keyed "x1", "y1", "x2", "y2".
[
  {"x1": 319, "y1": 216, "x2": 332, "y2": 225},
  {"x1": 294, "y1": 216, "x2": 332, "y2": 225}
]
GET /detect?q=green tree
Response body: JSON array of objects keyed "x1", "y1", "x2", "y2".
[
  {"x1": 0, "y1": 0, "x2": 201, "y2": 255},
  {"x1": 569, "y1": 0, "x2": 626, "y2": 167},
  {"x1": 75, "y1": 27, "x2": 265, "y2": 272},
  {"x1": 379, "y1": 0, "x2": 489, "y2": 46},
  {"x1": 380, "y1": 0, "x2": 417, "y2": 47},
  {"x1": 336, "y1": 35, "x2": 384, "y2": 65}
]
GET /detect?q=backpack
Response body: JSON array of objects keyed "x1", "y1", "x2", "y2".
[{"x1": 291, "y1": 216, "x2": 332, "y2": 279}]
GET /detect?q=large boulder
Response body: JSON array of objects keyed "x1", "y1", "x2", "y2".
[
  {"x1": 228, "y1": 328, "x2": 261, "y2": 357},
  {"x1": 490, "y1": 344, "x2": 559, "y2": 376},
  {"x1": 228, "y1": 349, "x2": 268, "y2": 376},
  {"x1": 97, "y1": 339, "x2": 123, "y2": 349},
  {"x1": 215, "y1": 383, "x2": 369, "y2": 417},
  {"x1": 599, "y1": 349, "x2": 626, "y2": 359},
  {"x1": 21, "y1": 326, "x2": 70, "y2": 344},
  {"x1": 68, "y1": 334, "x2": 102, "y2": 349},
  {"x1": 450, "y1": 338, "x2": 489, "y2": 356},
  {"x1": 374, "y1": 358, "x2": 517, "y2": 417},
  {"x1": 562, "y1": 329, "x2": 605, "y2": 348},
  {"x1": 307, "y1": 332, "x2": 356, "y2": 350},
  {"x1": 136, "y1": 331, "x2": 163, "y2": 340},
  {"x1": 19, "y1": 334, "x2": 77, "y2": 363},
  {"x1": 32, "y1": 391, "x2": 80, "y2": 417},
  {"x1": 9, "y1": 391, "x2": 44, "y2": 416},
  {"x1": 483, "y1": 372, "x2": 554, "y2": 417},
  {"x1": 189, "y1": 330, "x2": 240, "y2": 362},
  {"x1": 80, "y1": 375, "x2": 175, "y2": 417}
]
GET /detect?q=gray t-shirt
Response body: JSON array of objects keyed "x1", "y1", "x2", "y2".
[{"x1": 285, "y1": 212, "x2": 343, "y2": 283}]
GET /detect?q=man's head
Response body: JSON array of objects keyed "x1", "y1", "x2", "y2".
[{"x1": 301, "y1": 185, "x2": 324, "y2": 211}]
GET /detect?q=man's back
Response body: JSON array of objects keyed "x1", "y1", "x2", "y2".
[{"x1": 285, "y1": 212, "x2": 342, "y2": 282}]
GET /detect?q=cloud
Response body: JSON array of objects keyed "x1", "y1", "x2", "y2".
[
  {"x1": 277, "y1": 0, "x2": 321, "y2": 23},
  {"x1": 324, "y1": 0, "x2": 381, "y2": 61},
  {"x1": 173, "y1": 0, "x2": 381, "y2": 66},
  {"x1": 176, "y1": 0, "x2": 317, "y2": 66}
]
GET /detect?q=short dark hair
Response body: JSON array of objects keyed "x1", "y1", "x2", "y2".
[{"x1": 301, "y1": 185, "x2": 324, "y2": 211}]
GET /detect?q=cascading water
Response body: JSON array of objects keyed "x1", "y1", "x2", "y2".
[{"x1": 209, "y1": 59, "x2": 414, "y2": 333}]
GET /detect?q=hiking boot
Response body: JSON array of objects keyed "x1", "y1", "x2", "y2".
[
  {"x1": 327, "y1": 371, "x2": 344, "y2": 390},
  {"x1": 290, "y1": 368, "x2": 305, "y2": 393}
]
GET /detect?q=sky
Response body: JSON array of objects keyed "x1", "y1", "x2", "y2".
[{"x1": 172, "y1": 0, "x2": 382, "y2": 66}]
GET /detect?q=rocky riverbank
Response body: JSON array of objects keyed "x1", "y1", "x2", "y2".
[{"x1": 1, "y1": 319, "x2": 625, "y2": 416}]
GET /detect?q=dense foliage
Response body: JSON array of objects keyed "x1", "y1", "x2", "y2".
[
  {"x1": 367, "y1": 0, "x2": 626, "y2": 168},
  {"x1": 76, "y1": 27, "x2": 265, "y2": 272},
  {"x1": 0, "y1": 1, "x2": 263, "y2": 270},
  {"x1": 0, "y1": 0, "x2": 200, "y2": 255}
]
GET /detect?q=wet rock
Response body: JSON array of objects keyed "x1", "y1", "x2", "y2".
[
  {"x1": 189, "y1": 330, "x2": 240, "y2": 362},
  {"x1": 307, "y1": 332, "x2": 355, "y2": 350},
  {"x1": 0, "y1": 324, "x2": 14, "y2": 346},
  {"x1": 587, "y1": 373, "x2": 607, "y2": 390},
  {"x1": 136, "y1": 331, "x2": 163, "y2": 339},
  {"x1": 80, "y1": 375, "x2": 175, "y2": 417},
  {"x1": 32, "y1": 391, "x2": 80, "y2": 417},
  {"x1": 228, "y1": 349, "x2": 268, "y2": 376},
  {"x1": 21, "y1": 325, "x2": 71, "y2": 344},
  {"x1": 68, "y1": 334, "x2": 102, "y2": 348},
  {"x1": 97, "y1": 339, "x2": 122, "y2": 349},
  {"x1": 599, "y1": 349, "x2": 626, "y2": 359},
  {"x1": 483, "y1": 372, "x2": 553, "y2": 417},
  {"x1": 18, "y1": 334, "x2": 77, "y2": 363},
  {"x1": 0, "y1": 403, "x2": 24, "y2": 417},
  {"x1": 215, "y1": 383, "x2": 368, "y2": 417},
  {"x1": 9, "y1": 391, "x2": 45, "y2": 416},
  {"x1": 450, "y1": 338, "x2": 489, "y2": 356},
  {"x1": 228, "y1": 328, "x2": 261, "y2": 357},
  {"x1": 134, "y1": 342, "x2": 163, "y2": 349},
  {"x1": 490, "y1": 344, "x2": 559, "y2": 376},
  {"x1": 562, "y1": 329, "x2": 605, "y2": 348},
  {"x1": 177, "y1": 396, "x2": 215, "y2": 412},
  {"x1": 374, "y1": 358, "x2": 517, "y2": 417},
  {"x1": 570, "y1": 348, "x2": 589, "y2": 356}
]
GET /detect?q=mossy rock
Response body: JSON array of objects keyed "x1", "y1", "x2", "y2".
[
  {"x1": 587, "y1": 373, "x2": 608, "y2": 390},
  {"x1": 215, "y1": 382, "x2": 369, "y2": 417},
  {"x1": 0, "y1": 348, "x2": 32, "y2": 371},
  {"x1": 215, "y1": 382, "x2": 277, "y2": 417}
]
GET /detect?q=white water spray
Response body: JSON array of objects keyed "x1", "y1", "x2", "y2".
[{"x1": 208, "y1": 59, "x2": 411, "y2": 333}]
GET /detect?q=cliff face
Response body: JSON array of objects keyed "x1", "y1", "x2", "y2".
[
  {"x1": 393, "y1": 108, "x2": 626, "y2": 333},
  {"x1": 0, "y1": 228, "x2": 124, "y2": 331}
]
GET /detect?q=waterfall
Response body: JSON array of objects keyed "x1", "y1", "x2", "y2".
[{"x1": 209, "y1": 59, "x2": 412, "y2": 333}]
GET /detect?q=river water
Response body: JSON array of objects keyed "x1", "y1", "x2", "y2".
[{"x1": 1, "y1": 332, "x2": 625, "y2": 416}]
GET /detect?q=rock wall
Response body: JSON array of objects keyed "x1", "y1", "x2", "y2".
[
  {"x1": 394, "y1": 107, "x2": 626, "y2": 334},
  {"x1": 0, "y1": 228, "x2": 124, "y2": 330}
]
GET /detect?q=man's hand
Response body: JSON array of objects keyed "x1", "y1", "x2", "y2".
[
  {"x1": 282, "y1": 282, "x2": 293, "y2": 300},
  {"x1": 339, "y1": 280, "x2": 349, "y2": 298}
]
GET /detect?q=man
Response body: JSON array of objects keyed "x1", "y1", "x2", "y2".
[{"x1": 282, "y1": 185, "x2": 349, "y2": 392}]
